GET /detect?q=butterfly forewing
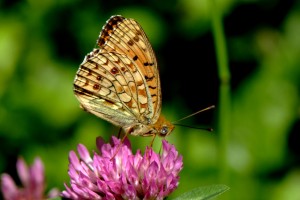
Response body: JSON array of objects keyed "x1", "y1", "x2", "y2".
[
  {"x1": 74, "y1": 15, "x2": 173, "y2": 137},
  {"x1": 97, "y1": 16, "x2": 161, "y2": 122}
]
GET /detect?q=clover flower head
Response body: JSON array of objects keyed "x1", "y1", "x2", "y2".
[
  {"x1": 1, "y1": 157, "x2": 59, "y2": 200},
  {"x1": 62, "y1": 136, "x2": 183, "y2": 200}
]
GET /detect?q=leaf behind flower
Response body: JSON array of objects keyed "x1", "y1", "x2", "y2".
[{"x1": 173, "y1": 184, "x2": 230, "y2": 200}]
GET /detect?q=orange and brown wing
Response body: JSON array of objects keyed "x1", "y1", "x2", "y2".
[
  {"x1": 96, "y1": 15, "x2": 161, "y2": 123},
  {"x1": 74, "y1": 48, "x2": 153, "y2": 127}
]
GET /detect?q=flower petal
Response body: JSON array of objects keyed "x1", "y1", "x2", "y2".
[
  {"x1": 78, "y1": 144, "x2": 93, "y2": 168},
  {"x1": 30, "y1": 157, "x2": 45, "y2": 198},
  {"x1": 16, "y1": 157, "x2": 29, "y2": 187},
  {"x1": 62, "y1": 136, "x2": 183, "y2": 199},
  {"x1": 1, "y1": 174, "x2": 18, "y2": 200}
]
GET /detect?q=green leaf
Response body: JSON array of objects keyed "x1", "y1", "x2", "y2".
[{"x1": 173, "y1": 184, "x2": 230, "y2": 200}]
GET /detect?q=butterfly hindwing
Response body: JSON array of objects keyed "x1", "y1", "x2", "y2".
[{"x1": 74, "y1": 47, "x2": 154, "y2": 127}]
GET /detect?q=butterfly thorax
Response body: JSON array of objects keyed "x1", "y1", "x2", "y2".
[{"x1": 123, "y1": 115, "x2": 174, "y2": 137}]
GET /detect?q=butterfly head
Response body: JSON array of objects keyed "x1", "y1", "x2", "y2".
[
  {"x1": 124, "y1": 115, "x2": 174, "y2": 137},
  {"x1": 154, "y1": 115, "x2": 174, "y2": 137}
]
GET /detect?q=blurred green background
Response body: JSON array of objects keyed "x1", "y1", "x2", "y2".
[{"x1": 0, "y1": 0, "x2": 300, "y2": 199}]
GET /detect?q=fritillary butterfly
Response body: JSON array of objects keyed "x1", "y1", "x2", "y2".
[{"x1": 73, "y1": 15, "x2": 174, "y2": 138}]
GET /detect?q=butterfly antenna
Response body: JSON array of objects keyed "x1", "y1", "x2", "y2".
[
  {"x1": 173, "y1": 124, "x2": 213, "y2": 132},
  {"x1": 172, "y1": 105, "x2": 215, "y2": 124}
]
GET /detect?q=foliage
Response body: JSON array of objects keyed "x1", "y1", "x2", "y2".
[{"x1": 0, "y1": 0, "x2": 299, "y2": 199}]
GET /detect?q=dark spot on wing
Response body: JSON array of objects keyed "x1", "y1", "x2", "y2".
[
  {"x1": 128, "y1": 39, "x2": 134, "y2": 46},
  {"x1": 133, "y1": 35, "x2": 139, "y2": 42},
  {"x1": 111, "y1": 67, "x2": 119, "y2": 74},
  {"x1": 96, "y1": 75, "x2": 102, "y2": 80},
  {"x1": 93, "y1": 84, "x2": 100, "y2": 90},
  {"x1": 145, "y1": 75, "x2": 154, "y2": 81}
]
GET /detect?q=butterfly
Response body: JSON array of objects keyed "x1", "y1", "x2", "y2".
[{"x1": 73, "y1": 15, "x2": 174, "y2": 140}]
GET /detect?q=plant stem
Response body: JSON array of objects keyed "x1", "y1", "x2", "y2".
[{"x1": 210, "y1": 0, "x2": 231, "y2": 187}]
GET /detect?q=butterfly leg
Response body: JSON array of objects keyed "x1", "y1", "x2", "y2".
[
  {"x1": 110, "y1": 131, "x2": 129, "y2": 160},
  {"x1": 150, "y1": 134, "x2": 157, "y2": 147},
  {"x1": 117, "y1": 127, "x2": 122, "y2": 139}
]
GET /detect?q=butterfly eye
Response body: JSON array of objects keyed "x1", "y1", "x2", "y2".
[{"x1": 160, "y1": 126, "x2": 169, "y2": 136}]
